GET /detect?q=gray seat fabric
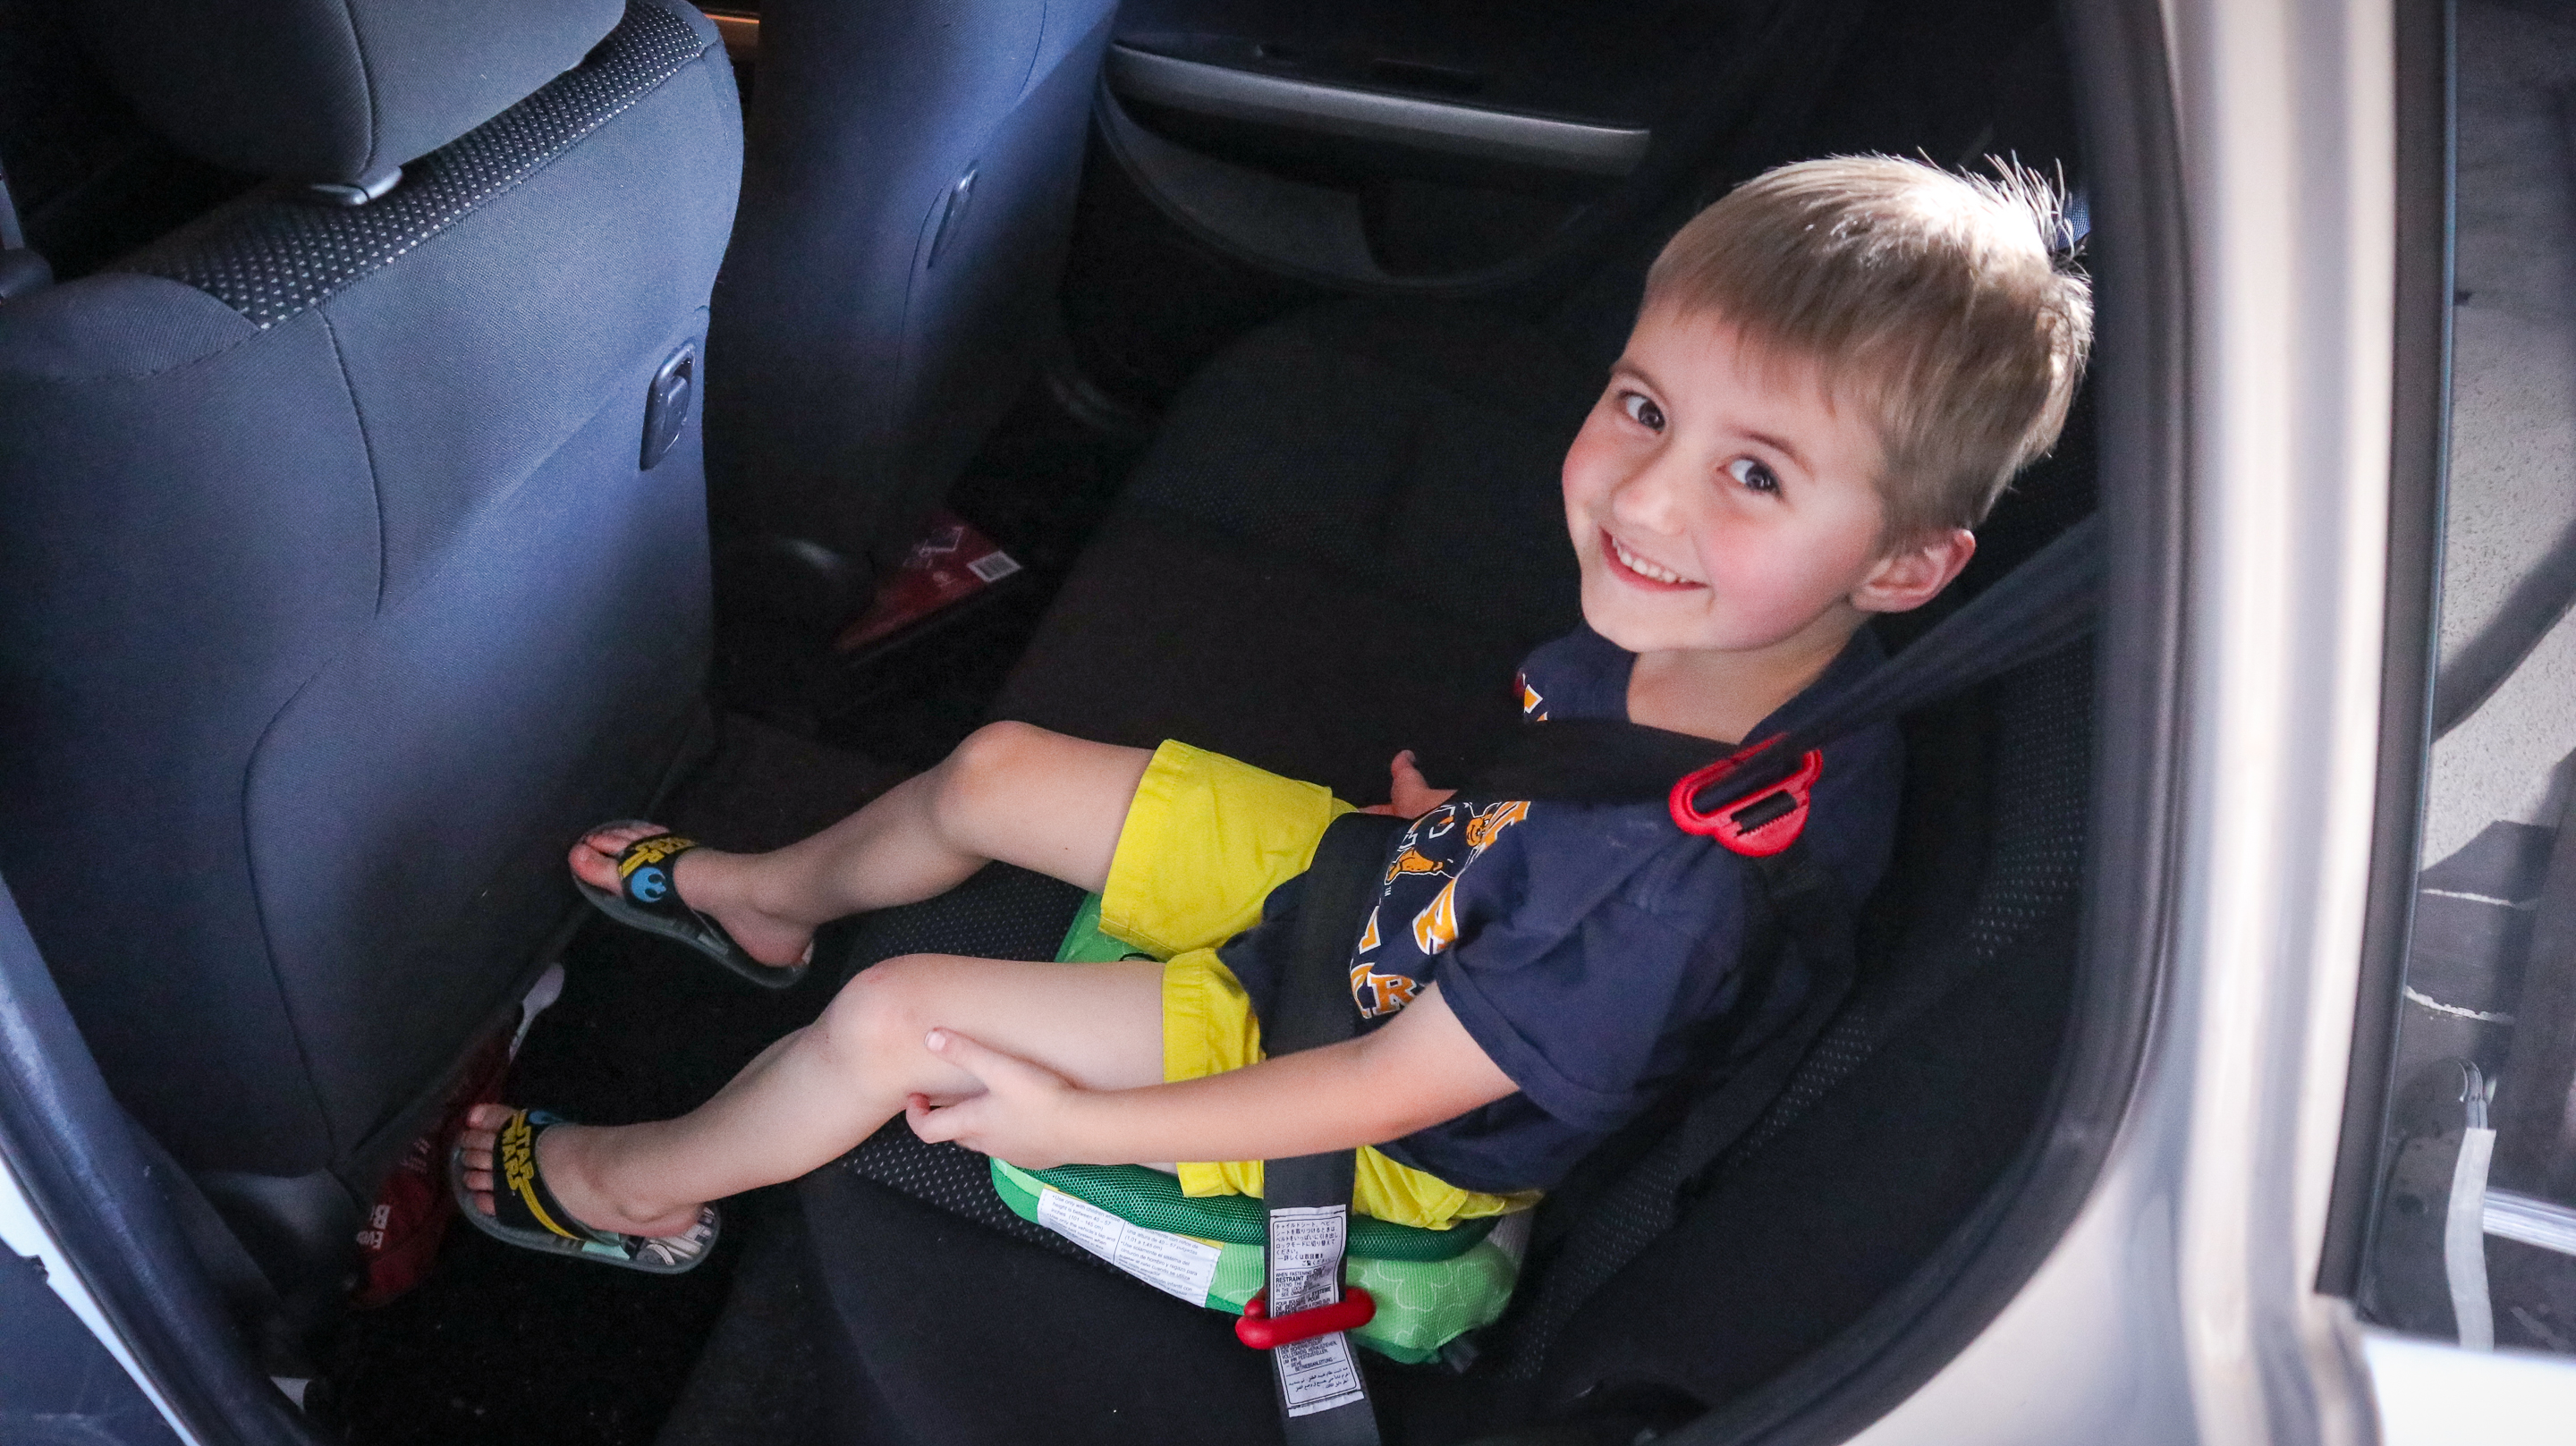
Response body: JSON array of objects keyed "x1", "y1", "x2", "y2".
[
  {"x1": 991, "y1": 300, "x2": 1599, "y2": 801},
  {"x1": 707, "y1": 0, "x2": 1122, "y2": 622},
  {"x1": 0, "y1": 0, "x2": 740, "y2": 1285}
]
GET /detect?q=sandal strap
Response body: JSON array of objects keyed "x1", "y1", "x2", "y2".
[
  {"x1": 614, "y1": 833, "x2": 699, "y2": 908},
  {"x1": 492, "y1": 1109, "x2": 617, "y2": 1248}
]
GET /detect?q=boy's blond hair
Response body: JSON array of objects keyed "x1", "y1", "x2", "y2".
[{"x1": 1644, "y1": 155, "x2": 2092, "y2": 542}]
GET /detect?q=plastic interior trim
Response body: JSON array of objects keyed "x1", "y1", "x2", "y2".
[
  {"x1": 1106, "y1": 44, "x2": 1652, "y2": 177},
  {"x1": 0, "y1": 875, "x2": 317, "y2": 1444}
]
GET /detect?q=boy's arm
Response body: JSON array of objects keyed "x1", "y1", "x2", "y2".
[{"x1": 905, "y1": 983, "x2": 1518, "y2": 1170}]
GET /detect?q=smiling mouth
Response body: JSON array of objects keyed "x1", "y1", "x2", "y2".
[{"x1": 1605, "y1": 531, "x2": 1699, "y2": 588}]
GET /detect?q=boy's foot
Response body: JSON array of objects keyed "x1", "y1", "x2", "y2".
[
  {"x1": 453, "y1": 1103, "x2": 707, "y2": 1240},
  {"x1": 569, "y1": 823, "x2": 817, "y2": 970}
]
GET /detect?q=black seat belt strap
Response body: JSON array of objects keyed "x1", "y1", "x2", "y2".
[
  {"x1": 1473, "y1": 512, "x2": 2105, "y2": 814},
  {"x1": 1255, "y1": 811, "x2": 1407, "y2": 1446}
]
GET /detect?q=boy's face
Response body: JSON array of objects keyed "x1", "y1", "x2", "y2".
[{"x1": 1562, "y1": 303, "x2": 1946, "y2": 662}]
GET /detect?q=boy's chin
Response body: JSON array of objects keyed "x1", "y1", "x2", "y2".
[
  {"x1": 1581, "y1": 597, "x2": 1842, "y2": 660},
  {"x1": 1581, "y1": 605, "x2": 1722, "y2": 657}
]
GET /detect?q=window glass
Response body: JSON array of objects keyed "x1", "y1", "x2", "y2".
[{"x1": 2362, "y1": 0, "x2": 2576, "y2": 1354}]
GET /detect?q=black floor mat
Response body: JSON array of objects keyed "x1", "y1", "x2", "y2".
[{"x1": 315, "y1": 715, "x2": 905, "y2": 1446}]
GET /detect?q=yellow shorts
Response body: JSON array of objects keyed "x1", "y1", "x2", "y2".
[{"x1": 1099, "y1": 740, "x2": 1538, "y2": 1230}]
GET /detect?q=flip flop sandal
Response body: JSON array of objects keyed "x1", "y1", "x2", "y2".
[
  {"x1": 571, "y1": 821, "x2": 810, "y2": 990},
  {"x1": 449, "y1": 1108, "x2": 719, "y2": 1274}
]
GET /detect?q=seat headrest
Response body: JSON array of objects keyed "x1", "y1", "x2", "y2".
[{"x1": 80, "y1": 0, "x2": 625, "y2": 187}]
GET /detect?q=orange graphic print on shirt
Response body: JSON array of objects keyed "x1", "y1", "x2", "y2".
[
  {"x1": 1349, "y1": 798, "x2": 1536, "y2": 1018},
  {"x1": 1464, "y1": 799, "x2": 1528, "y2": 849},
  {"x1": 1411, "y1": 877, "x2": 1462, "y2": 955},
  {"x1": 1349, "y1": 959, "x2": 1420, "y2": 1015},
  {"x1": 1385, "y1": 847, "x2": 1448, "y2": 882},
  {"x1": 1517, "y1": 671, "x2": 1548, "y2": 721}
]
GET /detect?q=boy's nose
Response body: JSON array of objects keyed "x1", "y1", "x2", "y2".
[{"x1": 1608, "y1": 450, "x2": 1695, "y2": 532}]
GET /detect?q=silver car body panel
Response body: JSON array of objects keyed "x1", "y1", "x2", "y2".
[{"x1": 2363, "y1": 1327, "x2": 2576, "y2": 1442}]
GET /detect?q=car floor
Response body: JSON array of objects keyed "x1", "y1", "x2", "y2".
[{"x1": 312, "y1": 714, "x2": 904, "y2": 1446}]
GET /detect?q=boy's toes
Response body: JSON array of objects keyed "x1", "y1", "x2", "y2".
[{"x1": 567, "y1": 823, "x2": 664, "y2": 892}]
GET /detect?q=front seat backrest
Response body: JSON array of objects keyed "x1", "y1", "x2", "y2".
[
  {"x1": 707, "y1": 0, "x2": 1122, "y2": 629},
  {"x1": 0, "y1": 0, "x2": 741, "y2": 1267}
]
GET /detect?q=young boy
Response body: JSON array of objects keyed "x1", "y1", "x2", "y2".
[{"x1": 456, "y1": 156, "x2": 2090, "y2": 1267}]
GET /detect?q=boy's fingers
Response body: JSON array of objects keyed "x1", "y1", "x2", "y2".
[
  {"x1": 925, "y1": 1027, "x2": 1059, "y2": 1092},
  {"x1": 903, "y1": 1093, "x2": 947, "y2": 1140},
  {"x1": 906, "y1": 1092, "x2": 982, "y2": 1146}
]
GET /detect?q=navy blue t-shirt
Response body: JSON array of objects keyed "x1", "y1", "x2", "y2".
[{"x1": 1217, "y1": 626, "x2": 1902, "y2": 1196}]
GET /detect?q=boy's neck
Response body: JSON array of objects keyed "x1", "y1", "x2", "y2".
[{"x1": 1623, "y1": 610, "x2": 1868, "y2": 744}]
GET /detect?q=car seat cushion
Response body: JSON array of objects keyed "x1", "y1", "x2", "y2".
[
  {"x1": 992, "y1": 301, "x2": 1603, "y2": 799},
  {"x1": 76, "y1": 0, "x2": 624, "y2": 185},
  {"x1": 1117, "y1": 300, "x2": 1595, "y2": 643}
]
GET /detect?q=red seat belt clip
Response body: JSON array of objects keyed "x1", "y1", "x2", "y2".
[
  {"x1": 1668, "y1": 747, "x2": 1824, "y2": 858},
  {"x1": 1234, "y1": 1287, "x2": 1377, "y2": 1349}
]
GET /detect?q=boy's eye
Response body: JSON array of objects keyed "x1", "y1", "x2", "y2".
[
  {"x1": 1727, "y1": 457, "x2": 1781, "y2": 495},
  {"x1": 1618, "y1": 392, "x2": 1665, "y2": 431}
]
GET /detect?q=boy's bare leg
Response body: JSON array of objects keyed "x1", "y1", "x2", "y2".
[
  {"x1": 568, "y1": 723, "x2": 1154, "y2": 968},
  {"x1": 458, "y1": 952, "x2": 1166, "y2": 1236}
]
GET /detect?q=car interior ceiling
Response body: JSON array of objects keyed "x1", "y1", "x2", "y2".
[{"x1": 0, "y1": 0, "x2": 2106, "y2": 1442}]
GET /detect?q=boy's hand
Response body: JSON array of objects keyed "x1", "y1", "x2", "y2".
[
  {"x1": 905, "y1": 1028, "x2": 1091, "y2": 1170},
  {"x1": 1359, "y1": 749, "x2": 1457, "y2": 818}
]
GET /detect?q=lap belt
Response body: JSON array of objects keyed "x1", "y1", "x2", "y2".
[
  {"x1": 1256, "y1": 809, "x2": 1408, "y2": 1444},
  {"x1": 1243, "y1": 514, "x2": 2106, "y2": 1436}
]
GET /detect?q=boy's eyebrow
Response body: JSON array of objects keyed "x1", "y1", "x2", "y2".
[
  {"x1": 1613, "y1": 356, "x2": 1821, "y2": 477},
  {"x1": 1608, "y1": 359, "x2": 1658, "y2": 390}
]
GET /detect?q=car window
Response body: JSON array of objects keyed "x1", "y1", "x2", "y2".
[{"x1": 2360, "y1": 0, "x2": 2576, "y2": 1357}]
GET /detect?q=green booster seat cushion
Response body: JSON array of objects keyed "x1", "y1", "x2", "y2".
[{"x1": 987, "y1": 893, "x2": 1528, "y2": 1364}]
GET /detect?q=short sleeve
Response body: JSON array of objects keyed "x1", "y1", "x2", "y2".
[
  {"x1": 1432, "y1": 848, "x2": 1747, "y2": 1131},
  {"x1": 1513, "y1": 627, "x2": 1634, "y2": 723}
]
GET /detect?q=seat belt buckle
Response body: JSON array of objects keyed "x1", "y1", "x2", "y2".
[
  {"x1": 1234, "y1": 1287, "x2": 1377, "y2": 1349},
  {"x1": 1669, "y1": 748, "x2": 1823, "y2": 857}
]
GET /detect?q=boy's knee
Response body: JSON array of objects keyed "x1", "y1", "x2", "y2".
[
  {"x1": 931, "y1": 720, "x2": 1055, "y2": 834},
  {"x1": 817, "y1": 956, "x2": 937, "y2": 1067}
]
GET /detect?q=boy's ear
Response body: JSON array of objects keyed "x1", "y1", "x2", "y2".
[{"x1": 1852, "y1": 528, "x2": 1976, "y2": 614}]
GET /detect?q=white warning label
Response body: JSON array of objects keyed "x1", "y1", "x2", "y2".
[
  {"x1": 1035, "y1": 1187, "x2": 1221, "y2": 1306},
  {"x1": 1265, "y1": 1205, "x2": 1348, "y2": 1314},
  {"x1": 1275, "y1": 1332, "x2": 1367, "y2": 1416},
  {"x1": 966, "y1": 550, "x2": 1023, "y2": 583},
  {"x1": 1262, "y1": 1205, "x2": 1365, "y2": 1416}
]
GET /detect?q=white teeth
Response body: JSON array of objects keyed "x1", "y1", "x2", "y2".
[{"x1": 1610, "y1": 535, "x2": 1685, "y2": 584}]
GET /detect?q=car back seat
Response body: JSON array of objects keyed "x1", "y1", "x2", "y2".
[
  {"x1": 988, "y1": 300, "x2": 1598, "y2": 801},
  {"x1": 786, "y1": 292, "x2": 2099, "y2": 1442}
]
